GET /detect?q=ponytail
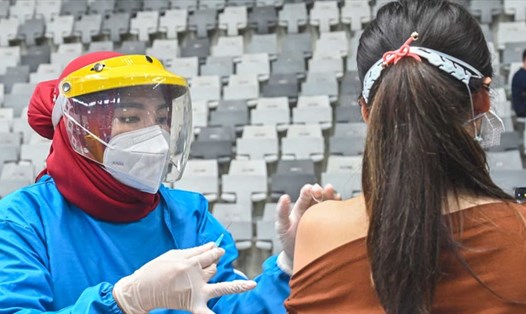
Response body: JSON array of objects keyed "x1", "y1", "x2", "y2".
[{"x1": 362, "y1": 58, "x2": 511, "y2": 313}]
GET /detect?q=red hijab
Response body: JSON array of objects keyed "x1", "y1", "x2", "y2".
[{"x1": 27, "y1": 52, "x2": 160, "y2": 222}]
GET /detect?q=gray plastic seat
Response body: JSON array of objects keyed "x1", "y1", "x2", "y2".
[
  {"x1": 88, "y1": 41, "x2": 114, "y2": 53},
  {"x1": 281, "y1": 33, "x2": 313, "y2": 58},
  {"x1": 487, "y1": 132, "x2": 522, "y2": 152},
  {"x1": 248, "y1": 6, "x2": 277, "y2": 34},
  {"x1": 505, "y1": 0, "x2": 526, "y2": 21},
  {"x1": 173, "y1": 159, "x2": 219, "y2": 202},
  {"x1": 0, "y1": 1, "x2": 9, "y2": 18},
  {"x1": 9, "y1": 0, "x2": 36, "y2": 24},
  {"x1": 61, "y1": 0, "x2": 88, "y2": 19},
  {"x1": 18, "y1": 18, "x2": 45, "y2": 46},
  {"x1": 329, "y1": 135, "x2": 366, "y2": 156},
  {"x1": 470, "y1": 0, "x2": 502, "y2": 24},
  {"x1": 88, "y1": 0, "x2": 116, "y2": 15},
  {"x1": 262, "y1": 73, "x2": 299, "y2": 99},
  {"x1": 221, "y1": 159, "x2": 268, "y2": 204},
  {"x1": 209, "y1": 101, "x2": 249, "y2": 132},
  {"x1": 246, "y1": 33, "x2": 278, "y2": 58},
  {"x1": 190, "y1": 126, "x2": 235, "y2": 162},
  {"x1": 198, "y1": 0, "x2": 226, "y2": 10},
  {"x1": 46, "y1": 15, "x2": 75, "y2": 45},
  {"x1": 340, "y1": 71, "x2": 362, "y2": 96},
  {"x1": 20, "y1": 45, "x2": 51, "y2": 73},
  {"x1": 172, "y1": 0, "x2": 198, "y2": 11},
  {"x1": 228, "y1": 0, "x2": 255, "y2": 7},
  {"x1": 0, "y1": 18, "x2": 18, "y2": 46},
  {"x1": 115, "y1": 0, "x2": 143, "y2": 14},
  {"x1": 218, "y1": 6, "x2": 247, "y2": 36},
  {"x1": 487, "y1": 151, "x2": 523, "y2": 171},
  {"x1": 236, "y1": 125, "x2": 279, "y2": 162},
  {"x1": 165, "y1": 57, "x2": 199, "y2": 79},
  {"x1": 341, "y1": 0, "x2": 370, "y2": 31},
  {"x1": 335, "y1": 105, "x2": 363, "y2": 123},
  {"x1": 188, "y1": 9, "x2": 217, "y2": 38},
  {"x1": 143, "y1": 0, "x2": 170, "y2": 12},
  {"x1": 102, "y1": 13, "x2": 130, "y2": 42},
  {"x1": 74, "y1": 14, "x2": 102, "y2": 44},
  {"x1": 270, "y1": 159, "x2": 317, "y2": 202},
  {"x1": 130, "y1": 10, "x2": 160, "y2": 42},
  {"x1": 35, "y1": 0, "x2": 61, "y2": 23},
  {"x1": 282, "y1": 124, "x2": 325, "y2": 161},
  {"x1": 250, "y1": 97, "x2": 290, "y2": 131},
  {"x1": 180, "y1": 38, "x2": 210, "y2": 59},
  {"x1": 502, "y1": 42, "x2": 526, "y2": 65},
  {"x1": 301, "y1": 72, "x2": 339, "y2": 100},
  {"x1": 211, "y1": 36, "x2": 244, "y2": 58},
  {"x1": 200, "y1": 56, "x2": 234, "y2": 80},
  {"x1": 278, "y1": 2, "x2": 307, "y2": 33},
  {"x1": 293, "y1": 95, "x2": 333, "y2": 130},
  {"x1": 159, "y1": 9, "x2": 188, "y2": 39},
  {"x1": 212, "y1": 203, "x2": 253, "y2": 250},
  {"x1": 271, "y1": 51, "x2": 306, "y2": 78},
  {"x1": 309, "y1": 0, "x2": 339, "y2": 33},
  {"x1": 490, "y1": 169, "x2": 526, "y2": 195},
  {"x1": 118, "y1": 40, "x2": 147, "y2": 55}
]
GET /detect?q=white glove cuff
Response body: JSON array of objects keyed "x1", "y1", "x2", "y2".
[
  {"x1": 277, "y1": 251, "x2": 293, "y2": 275},
  {"x1": 113, "y1": 276, "x2": 148, "y2": 314}
]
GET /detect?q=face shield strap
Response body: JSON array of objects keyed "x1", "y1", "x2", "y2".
[
  {"x1": 52, "y1": 94, "x2": 67, "y2": 128},
  {"x1": 362, "y1": 45, "x2": 504, "y2": 148}
]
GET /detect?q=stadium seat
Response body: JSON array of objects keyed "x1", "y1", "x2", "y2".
[
  {"x1": 270, "y1": 159, "x2": 317, "y2": 202},
  {"x1": 159, "y1": 9, "x2": 188, "y2": 39},
  {"x1": 221, "y1": 159, "x2": 268, "y2": 204},
  {"x1": 251, "y1": 97, "x2": 290, "y2": 131},
  {"x1": 219, "y1": 6, "x2": 247, "y2": 36},
  {"x1": 278, "y1": 2, "x2": 307, "y2": 33},
  {"x1": 172, "y1": 159, "x2": 219, "y2": 202},
  {"x1": 293, "y1": 95, "x2": 333, "y2": 130},
  {"x1": 236, "y1": 125, "x2": 279, "y2": 162},
  {"x1": 282, "y1": 124, "x2": 325, "y2": 162}
]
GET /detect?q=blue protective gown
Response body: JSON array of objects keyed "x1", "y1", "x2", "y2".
[{"x1": 0, "y1": 175, "x2": 290, "y2": 313}]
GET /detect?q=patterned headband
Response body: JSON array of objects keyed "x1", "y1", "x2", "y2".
[{"x1": 361, "y1": 32, "x2": 484, "y2": 103}]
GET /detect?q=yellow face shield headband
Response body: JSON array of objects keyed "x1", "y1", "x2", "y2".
[{"x1": 59, "y1": 55, "x2": 188, "y2": 98}]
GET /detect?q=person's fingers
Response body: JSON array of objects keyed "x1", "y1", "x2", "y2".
[
  {"x1": 276, "y1": 194, "x2": 292, "y2": 233},
  {"x1": 191, "y1": 247, "x2": 225, "y2": 269},
  {"x1": 311, "y1": 184, "x2": 323, "y2": 203},
  {"x1": 294, "y1": 184, "x2": 313, "y2": 209},
  {"x1": 202, "y1": 263, "x2": 218, "y2": 282},
  {"x1": 179, "y1": 242, "x2": 216, "y2": 259},
  {"x1": 205, "y1": 280, "x2": 257, "y2": 299},
  {"x1": 322, "y1": 183, "x2": 341, "y2": 201}
]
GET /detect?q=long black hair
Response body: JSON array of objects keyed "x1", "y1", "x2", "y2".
[{"x1": 357, "y1": 0, "x2": 514, "y2": 313}]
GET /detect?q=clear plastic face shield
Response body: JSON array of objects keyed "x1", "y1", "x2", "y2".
[{"x1": 55, "y1": 55, "x2": 193, "y2": 193}]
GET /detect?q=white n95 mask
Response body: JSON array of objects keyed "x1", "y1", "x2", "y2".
[{"x1": 103, "y1": 125, "x2": 170, "y2": 194}]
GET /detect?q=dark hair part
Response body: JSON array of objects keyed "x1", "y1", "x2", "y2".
[
  {"x1": 357, "y1": 0, "x2": 514, "y2": 313},
  {"x1": 522, "y1": 49, "x2": 526, "y2": 63}
]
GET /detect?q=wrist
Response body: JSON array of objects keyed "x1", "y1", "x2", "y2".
[{"x1": 277, "y1": 251, "x2": 293, "y2": 275}]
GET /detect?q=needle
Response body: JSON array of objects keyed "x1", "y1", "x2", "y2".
[{"x1": 214, "y1": 222, "x2": 232, "y2": 247}]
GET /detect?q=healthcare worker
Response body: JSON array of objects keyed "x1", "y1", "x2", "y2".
[{"x1": 0, "y1": 51, "x2": 337, "y2": 313}]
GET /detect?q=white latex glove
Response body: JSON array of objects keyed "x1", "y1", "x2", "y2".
[
  {"x1": 275, "y1": 184, "x2": 340, "y2": 274},
  {"x1": 113, "y1": 243, "x2": 257, "y2": 314}
]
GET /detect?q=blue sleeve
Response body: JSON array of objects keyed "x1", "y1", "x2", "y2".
[
  {"x1": 195, "y1": 198, "x2": 290, "y2": 314},
  {"x1": 0, "y1": 221, "x2": 122, "y2": 314}
]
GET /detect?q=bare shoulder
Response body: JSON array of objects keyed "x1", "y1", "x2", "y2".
[{"x1": 293, "y1": 195, "x2": 368, "y2": 273}]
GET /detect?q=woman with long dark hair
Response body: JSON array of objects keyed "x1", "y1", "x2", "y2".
[{"x1": 286, "y1": 0, "x2": 526, "y2": 313}]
